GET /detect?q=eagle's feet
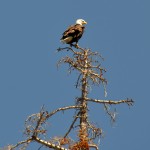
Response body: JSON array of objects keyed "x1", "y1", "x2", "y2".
[
  {"x1": 70, "y1": 43, "x2": 79, "y2": 49},
  {"x1": 75, "y1": 43, "x2": 79, "y2": 49}
]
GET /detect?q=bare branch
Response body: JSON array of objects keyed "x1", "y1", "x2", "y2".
[
  {"x1": 10, "y1": 138, "x2": 32, "y2": 150},
  {"x1": 57, "y1": 56, "x2": 84, "y2": 73},
  {"x1": 57, "y1": 47, "x2": 82, "y2": 55},
  {"x1": 33, "y1": 111, "x2": 45, "y2": 137},
  {"x1": 104, "y1": 104, "x2": 117, "y2": 123},
  {"x1": 89, "y1": 144, "x2": 99, "y2": 150},
  {"x1": 32, "y1": 136, "x2": 67, "y2": 150},
  {"x1": 87, "y1": 121, "x2": 102, "y2": 141},
  {"x1": 75, "y1": 73, "x2": 82, "y2": 88},
  {"x1": 46, "y1": 105, "x2": 82, "y2": 119},
  {"x1": 86, "y1": 98, "x2": 134, "y2": 106},
  {"x1": 64, "y1": 111, "x2": 80, "y2": 138},
  {"x1": 24, "y1": 105, "x2": 82, "y2": 138}
]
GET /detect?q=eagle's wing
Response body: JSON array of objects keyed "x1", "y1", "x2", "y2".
[{"x1": 62, "y1": 25, "x2": 82, "y2": 38}]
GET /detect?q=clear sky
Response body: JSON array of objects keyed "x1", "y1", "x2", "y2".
[{"x1": 0, "y1": 0, "x2": 149, "y2": 149}]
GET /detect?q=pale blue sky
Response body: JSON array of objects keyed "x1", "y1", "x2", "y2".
[{"x1": 0, "y1": 0, "x2": 149, "y2": 149}]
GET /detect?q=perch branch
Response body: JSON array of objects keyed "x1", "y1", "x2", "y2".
[{"x1": 57, "y1": 47, "x2": 82, "y2": 55}]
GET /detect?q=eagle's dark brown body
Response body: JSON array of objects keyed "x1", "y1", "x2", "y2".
[{"x1": 61, "y1": 24, "x2": 85, "y2": 44}]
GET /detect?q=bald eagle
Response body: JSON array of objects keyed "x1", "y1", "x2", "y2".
[{"x1": 60, "y1": 19, "x2": 87, "y2": 47}]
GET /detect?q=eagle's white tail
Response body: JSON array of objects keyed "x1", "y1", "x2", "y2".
[{"x1": 60, "y1": 36, "x2": 73, "y2": 44}]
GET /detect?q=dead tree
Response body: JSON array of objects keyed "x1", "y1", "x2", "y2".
[{"x1": 3, "y1": 45, "x2": 133, "y2": 150}]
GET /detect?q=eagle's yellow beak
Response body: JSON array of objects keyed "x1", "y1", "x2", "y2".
[{"x1": 83, "y1": 21, "x2": 87, "y2": 24}]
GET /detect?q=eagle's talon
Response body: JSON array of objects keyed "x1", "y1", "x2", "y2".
[{"x1": 75, "y1": 44, "x2": 79, "y2": 49}]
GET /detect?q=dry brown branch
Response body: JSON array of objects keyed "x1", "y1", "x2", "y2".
[
  {"x1": 32, "y1": 136, "x2": 67, "y2": 150},
  {"x1": 24, "y1": 109, "x2": 48, "y2": 137},
  {"x1": 86, "y1": 98, "x2": 134, "y2": 106},
  {"x1": 64, "y1": 112, "x2": 80, "y2": 138},
  {"x1": 32, "y1": 111, "x2": 45, "y2": 137},
  {"x1": 57, "y1": 56, "x2": 84, "y2": 75},
  {"x1": 46, "y1": 105, "x2": 82, "y2": 119},
  {"x1": 10, "y1": 138, "x2": 32, "y2": 150},
  {"x1": 103, "y1": 104, "x2": 117, "y2": 122},
  {"x1": 50, "y1": 137, "x2": 72, "y2": 146},
  {"x1": 25, "y1": 105, "x2": 81, "y2": 125},
  {"x1": 57, "y1": 47, "x2": 81, "y2": 55},
  {"x1": 75, "y1": 73, "x2": 82, "y2": 88},
  {"x1": 87, "y1": 121, "x2": 102, "y2": 141},
  {"x1": 57, "y1": 46, "x2": 107, "y2": 93},
  {"x1": 89, "y1": 144, "x2": 99, "y2": 150},
  {"x1": 11, "y1": 136, "x2": 69, "y2": 150},
  {"x1": 24, "y1": 105, "x2": 82, "y2": 138}
]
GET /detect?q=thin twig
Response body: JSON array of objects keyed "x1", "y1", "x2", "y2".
[
  {"x1": 75, "y1": 73, "x2": 82, "y2": 88},
  {"x1": 104, "y1": 104, "x2": 117, "y2": 122},
  {"x1": 32, "y1": 111, "x2": 45, "y2": 137},
  {"x1": 10, "y1": 138, "x2": 32, "y2": 150},
  {"x1": 89, "y1": 144, "x2": 99, "y2": 150},
  {"x1": 64, "y1": 111, "x2": 80, "y2": 138}
]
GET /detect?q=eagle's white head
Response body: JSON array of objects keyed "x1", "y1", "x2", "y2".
[{"x1": 76, "y1": 19, "x2": 87, "y2": 25}]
